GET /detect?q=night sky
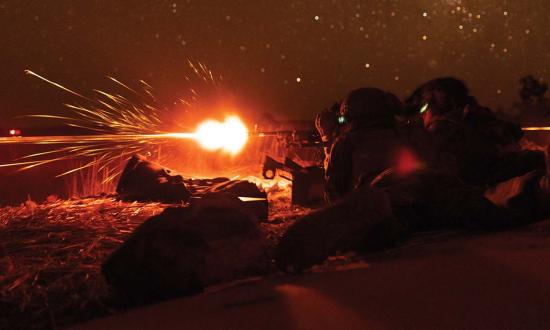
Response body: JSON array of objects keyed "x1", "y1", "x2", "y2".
[{"x1": 1, "y1": 0, "x2": 549, "y2": 128}]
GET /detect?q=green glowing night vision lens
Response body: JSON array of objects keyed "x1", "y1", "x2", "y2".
[
  {"x1": 338, "y1": 116, "x2": 346, "y2": 124},
  {"x1": 420, "y1": 103, "x2": 429, "y2": 114}
]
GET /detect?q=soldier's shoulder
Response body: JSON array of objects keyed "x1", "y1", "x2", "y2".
[{"x1": 427, "y1": 118, "x2": 463, "y2": 133}]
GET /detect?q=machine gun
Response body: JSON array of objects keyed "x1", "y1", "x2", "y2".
[
  {"x1": 254, "y1": 126, "x2": 326, "y2": 206},
  {"x1": 262, "y1": 155, "x2": 325, "y2": 206}
]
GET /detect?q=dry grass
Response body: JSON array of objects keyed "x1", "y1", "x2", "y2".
[{"x1": 0, "y1": 179, "x2": 312, "y2": 329}]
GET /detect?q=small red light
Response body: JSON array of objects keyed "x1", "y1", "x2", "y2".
[{"x1": 396, "y1": 148, "x2": 423, "y2": 176}]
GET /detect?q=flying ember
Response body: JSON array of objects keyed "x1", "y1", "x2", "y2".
[
  {"x1": 0, "y1": 116, "x2": 250, "y2": 156},
  {"x1": 0, "y1": 63, "x2": 249, "y2": 179}
]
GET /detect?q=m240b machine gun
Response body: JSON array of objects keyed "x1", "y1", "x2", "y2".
[
  {"x1": 256, "y1": 128, "x2": 326, "y2": 206},
  {"x1": 262, "y1": 155, "x2": 325, "y2": 206}
]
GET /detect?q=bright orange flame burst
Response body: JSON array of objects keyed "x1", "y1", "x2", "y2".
[{"x1": 191, "y1": 115, "x2": 249, "y2": 155}]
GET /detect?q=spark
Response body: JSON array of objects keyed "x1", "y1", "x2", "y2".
[
  {"x1": 0, "y1": 115, "x2": 248, "y2": 161},
  {"x1": 2, "y1": 62, "x2": 243, "y2": 182},
  {"x1": 0, "y1": 134, "x2": 193, "y2": 145},
  {"x1": 25, "y1": 70, "x2": 92, "y2": 101}
]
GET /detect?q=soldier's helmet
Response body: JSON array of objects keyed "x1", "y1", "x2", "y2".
[
  {"x1": 339, "y1": 87, "x2": 403, "y2": 128},
  {"x1": 405, "y1": 77, "x2": 477, "y2": 116}
]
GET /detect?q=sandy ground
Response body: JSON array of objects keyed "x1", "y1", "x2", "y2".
[
  {"x1": 0, "y1": 178, "x2": 311, "y2": 329},
  {"x1": 3, "y1": 176, "x2": 550, "y2": 329},
  {"x1": 78, "y1": 221, "x2": 550, "y2": 330}
]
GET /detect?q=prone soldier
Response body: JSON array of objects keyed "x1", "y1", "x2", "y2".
[
  {"x1": 276, "y1": 85, "x2": 550, "y2": 273},
  {"x1": 405, "y1": 77, "x2": 545, "y2": 185}
]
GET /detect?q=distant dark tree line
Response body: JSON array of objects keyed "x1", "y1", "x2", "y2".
[{"x1": 520, "y1": 75, "x2": 548, "y2": 103}]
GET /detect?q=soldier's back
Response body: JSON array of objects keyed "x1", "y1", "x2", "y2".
[{"x1": 325, "y1": 128, "x2": 404, "y2": 201}]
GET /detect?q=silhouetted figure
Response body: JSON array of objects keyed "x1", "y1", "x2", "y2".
[
  {"x1": 323, "y1": 88, "x2": 407, "y2": 203},
  {"x1": 405, "y1": 77, "x2": 545, "y2": 185},
  {"x1": 275, "y1": 86, "x2": 550, "y2": 273}
]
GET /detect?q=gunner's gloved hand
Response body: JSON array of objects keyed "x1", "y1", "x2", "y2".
[{"x1": 315, "y1": 103, "x2": 340, "y2": 144}]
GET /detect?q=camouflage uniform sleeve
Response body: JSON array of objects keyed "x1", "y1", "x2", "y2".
[
  {"x1": 315, "y1": 108, "x2": 340, "y2": 170},
  {"x1": 325, "y1": 135, "x2": 353, "y2": 203}
]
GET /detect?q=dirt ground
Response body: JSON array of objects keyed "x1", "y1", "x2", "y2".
[
  {"x1": 79, "y1": 221, "x2": 550, "y2": 330},
  {"x1": 0, "y1": 178, "x2": 310, "y2": 329},
  {"x1": 3, "y1": 178, "x2": 550, "y2": 329}
]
